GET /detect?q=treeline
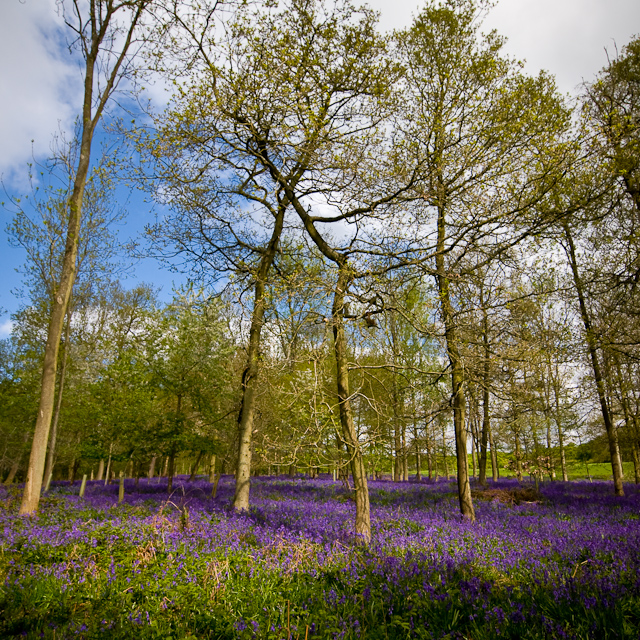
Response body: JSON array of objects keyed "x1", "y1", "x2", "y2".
[{"x1": 1, "y1": 0, "x2": 639, "y2": 542}]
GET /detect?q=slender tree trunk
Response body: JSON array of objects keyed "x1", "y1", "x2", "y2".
[
  {"x1": 4, "y1": 431, "x2": 30, "y2": 486},
  {"x1": 402, "y1": 423, "x2": 408, "y2": 481},
  {"x1": 208, "y1": 454, "x2": 216, "y2": 483},
  {"x1": 283, "y1": 187, "x2": 370, "y2": 538},
  {"x1": 488, "y1": 423, "x2": 498, "y2": 481},
  {"x1": 392, "y1": 381, "x2": 402, "y2": 482},
  {"x1": 478, "y1": 300, "x2": 490, "y2": 486},
  {"x1": 611, "y1": 355, "x2": 639, "y2": 484},
  {"x1": 414, "y1": 417, "x2": 421, "y2": 481},
  {"x1": 189, "y1": 450, "x2": 204, "y2": 482},
  {"x1": 631, "y1": 442, "x2": 640, "y2": 485},
  {"x1": 551, "y1": 371, "x2": 569, "y2": 481},
  {"x1": 470, "y1": 432, "x2": 476, "y2": 478},
  {"x1": 563, "y1": 222, "x2": 624, "y2": 496},
  {"x1": 97, "y1": 459, "x2": 105, "y2": 482},
  {"x1": 442, "y1": 423, "x2": 449, "y2": 480},
  {"x1": 148, "y1": 456, "x2": 156, "y2": 479},
  {"x1": 425, "y1": 419, "x2": 433, "y2": 480},
  {"x1": 167, "y1": 446, "x2": 176, "y2": 494},
  {"x1": 233, "y1": 206, "x2": 285, "y2": 512},
  {"x1": 4, "y1": 460, "x2": 20, "y2": 486},
  {"x1": 44, "y1": 305, "x2": 73, "y2": 489},
  {"x1": 104, "y1": 444, "x2": 113, "y2": 486},
  {"x1": 435, "y1": 198, "x2": 474, "y2": 520},
  {"x1": 331, "y1": 266, "x2": 371, "y2": 541},
  {"x1": 545, "y1": 416, "x2": 556, "y2": 480},
  {"x1": 17, "y1": 0, "x2": 149, "y2": 517},
  {"x1": 514, "y1": 428, "x2": 523, "y2": 482},
  {"x1": 20, "y1": 44, "x2": 99, "y2": 515}
]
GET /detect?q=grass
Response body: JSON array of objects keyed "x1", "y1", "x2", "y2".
[{"x1": 0, "y1": 475, "x2": 639, "y2": 639}]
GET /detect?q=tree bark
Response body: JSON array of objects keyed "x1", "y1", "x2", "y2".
[
  {"x1": 563, "y1": 222, "x2": 624, "y2": 495},
  {"x1": 210, "y1": 454, "x2": 218, "y2": 481},
  {"x1": 550, "y1": 369, "x2": 569, "y2": 481},
  {"x1": 167, "y1": 446, "x2": 176, "y2": 494},
  {"x1": 332, "y1": 265, "x2": 371, "y2": 542},
  {"x1": 104, "y1": 444, "x2": 113, "y2": 486},
  {"x1": 4, "y1": 460, "x2": 20, "y2": 486},
  {"x1": 189, "y1": 450, "x2": 204, "y2": 482},
  {"x1": 44, "y1": 305, "x2": 72, "y2": 489},
  {"x1": 19, "y1": 0, "x2": 149, "y2": 515},
  {"x1": 478, "y1": 299, "x2": 490, "y2": 486},
  {"x1": 488, "y1": 422, "x2": 498, "y2": 481},
  {"x1": 442, "y1": 423, "x2": 449, "y2": 480},
  {"x1": 233, "y1": 205, "x2": 285, "y2": 512},
  {"x1": 436, "y1": 201, "x2": 474, "y2": 520},
  {"x1": 514, "y1": 428, "x2": 523, "y2": 481}
]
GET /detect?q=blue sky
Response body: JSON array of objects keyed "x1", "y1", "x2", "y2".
[{"x1": 1, "y1": 0, "x2": 639, "y2": 337}]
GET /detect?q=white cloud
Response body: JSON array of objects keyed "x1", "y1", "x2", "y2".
[
  {"x1": 367, "y1": 0, "x2": 640, "y2": 96},
  {"x1": 0, "y1": 319, "x2": 14, "y2": 339},
  {"x1": 0, "y1": 0, "x2": 80, "y2": 187},
  {"x1": 482, "y1": 0, "x2": 640, "y2": 95}
]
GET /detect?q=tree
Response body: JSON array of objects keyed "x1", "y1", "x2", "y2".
[
  {"x1": 145, "y1": 0, "x2": 402, "y2": 533},
  {"x1": 149, "y1": 289, "x2": 235, "y2": 492},
  {"x1": 19, "y1": 0, "x2": 157, "y2": 515},
  {"x1": 397, "y1": 0, "x2": 573, "y2": 520},
  {"x1": 5, "y1": 142, "x2": 126, "y2": 489}
]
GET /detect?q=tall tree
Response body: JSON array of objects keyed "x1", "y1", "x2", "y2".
[
  {"x1": 397, "y1": 0, "x2": 573, "y2": 520},
  {"x1": 145, "y1": 0, "x2": 402, "y2": 530},
  {"x1": 19, "y1": 0, "x2": 156, "y2": 514}
]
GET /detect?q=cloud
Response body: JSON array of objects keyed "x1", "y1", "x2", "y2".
[
  {"x1": 0, "y1": 0, "x2": 81, "y2": 187},
  {"x1": 366, "y1": 0, "x2": 640, "y2": 96},
  {"x1": 483, "y1": 0, "x2": 640, "y2": 95},
  {"x1": 0, "y1": 319, "x2": 14, "y2": 339}
]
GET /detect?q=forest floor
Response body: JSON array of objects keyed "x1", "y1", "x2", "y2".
[{"x1": 1, "y1": 475, "x2": 639, "y2": 639}]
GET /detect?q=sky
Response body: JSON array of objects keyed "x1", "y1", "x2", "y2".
[{"x1": 1, "y1": 0, "x2": 639, "y2": 337}]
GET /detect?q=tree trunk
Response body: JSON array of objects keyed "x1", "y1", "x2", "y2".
[
  {"x1": 208, "y1": 454, "x2": 216, "y2": 483},
  {"x1": 189, "y1": 450, "x2": 204, "y2": 482},
  {"x1": 233, "y1": 205, "x2": 285, "y2": 512},
  {"x1": 414, "y1": 418, "x2": 421, "y2": 481},
  {"x1": 393, "y1": 387, "x2": 402, "y2": 482},
  {"x1": 514, "y1": 429, "x2": 523, "y2": 482},
  {"x1": 402, "y1": 423, "x2": 408, "y2": 481},
  {"x1": 551, "y1": 370, "x2": 569, "y2": 481},
  {"x1": 478, "y1": 300, "x2": 490, "y2": 486},
  {"x1": 44, "y1": 305, "x2": 73, "y2": 492},
  {"x1": 545, "y1": 416, "x2": 556, "y2": 480},
  {"x1": 97, "y1": 459, "x2": 105, "y2": 482},
  {"x1": 563, "y1": 222, "x2": 624, "y2": 496},
  {"x1": 425, "y1": 419, "x2": 433, "y2": 480},
  {"x1": 4, "y1": 460, "x2": 20, "y2": 486},
  {"x1": 104, "y1": 445, "x2": 113, "y2": 486},
  {"x1": 488, "y1": 423, "x2": 498, "y2": 481},
  {"x1": 442, "y1": 423, "x2": 449, "y2": 480},
  {"x1": 148, "y1": 455, "x2": 156, "y2": 479},
  {"x1": 331, "y1": 265, "x2": 371, "y2": 542},
  {"x1": 632, "y1": 442, "x2": 640, "y2": 485},
  {"x1": 167, "y1": 447, "x2": 176, "y2": 493},
  {"x1": 68, "y1": 456, "x2": 80, "y2": 484},
  {"x1": 19, "y1": 35, "x2": 102, "y2": 515},
  {"x1": 436, "y1": 201, "x2": 474, "y2": 520},
  {"x1": 469, "y1": 411, "x2": 476, "y2": 479},
  {"x1": 4, "y1": 430, "x2": 30, "y2": 486}
]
